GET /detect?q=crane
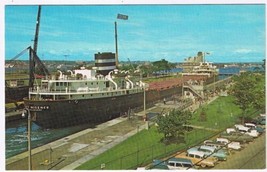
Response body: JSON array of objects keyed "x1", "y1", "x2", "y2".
[
  {"x1": 7, "y1": 6, "x2": 49, "y2": 88},
  {"x1": 127, "y1": 58, "x2": 135, "y2": 71}
]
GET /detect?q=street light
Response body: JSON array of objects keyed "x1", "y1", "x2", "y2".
[
  {"x1": 22, "y1": 108, "x2": 32, "y2": 170},
  {"x1": 142, "y1": 82, "x2": 149, "y2": 130}
]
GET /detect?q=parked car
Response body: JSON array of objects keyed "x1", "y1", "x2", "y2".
[
  {"x1": 245, "y1": 123, "x2": 265, "y2": 133},
  {"x1": 203, "y1": 140, "x2": 225, "y2": 150},
  {"x1": 246, "y1": 129, "x2": 260, "y2": 137},
  {"x1": 216, "y1": 138, "x2": 242, "y2": 150},
  {"x1": 259, "y1": 113, "x2": 266, "y2": 119},
  {"x1": 148, "y1": 159, "x2": 169, "y2": 170},
  {"x1": 189, "y1": 145, "x2": 228, "y2": 161},
  {"x1": 234, "y1": 124, "x2": 250, "y2": 132},
  {"x1": 226, "y1": 128, "x2": 236, "y2": 134},
  {"x1": 234, "y1": 124, "x2": 259, "y2": 137},
  {"x1": 251, "y1": 117, "x2": 266, "y2": 125},
  {"x1": 219, "y1": 131, "x2": 254, "y2": 143},
  {"x1": 175, "y1": 149, "x2": 218, "y2": 168},
  {"x1": 166, "y1": 157, "x2": 195, "y2": 170}
]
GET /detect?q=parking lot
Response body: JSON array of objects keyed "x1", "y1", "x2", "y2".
[
  {"x1": 147, "y1": 113, "x2": 266, "y2": 170},
  {"x1": 213, "y1": 133, "x2": 265, "y2": 169}
]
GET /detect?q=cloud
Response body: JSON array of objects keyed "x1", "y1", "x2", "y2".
[{"x1": 234, "y1": 48, "x2": 253, "y2": 54}]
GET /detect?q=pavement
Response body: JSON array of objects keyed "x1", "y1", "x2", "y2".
[{"x1": 6, "y1": 95, "x2": 219, "y2": 170}]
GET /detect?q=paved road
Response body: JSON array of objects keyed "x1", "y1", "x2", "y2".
[{"x1": 213, "y1": 133, "x2": 266, "y2": 169}]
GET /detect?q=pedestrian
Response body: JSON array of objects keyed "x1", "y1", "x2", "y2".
[{"x1": 163, "y1": 98, "x2": 166, "y2": 104}]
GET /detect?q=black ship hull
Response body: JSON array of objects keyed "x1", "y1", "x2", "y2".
[
  {"x1": 24, "y1": 86, "x2": 182, "y2": 129},
  {"x1": 6, "y1": 86, "x2": 29, "y2": 103}
]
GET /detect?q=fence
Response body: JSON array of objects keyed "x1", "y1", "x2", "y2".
[{"x1": 87, "y1": 129, "x2": 221, "y2": 170}]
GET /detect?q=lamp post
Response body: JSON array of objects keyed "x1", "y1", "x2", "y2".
[
  {"x1": 143, "y1": 83, "x2": 149, "y2": 130},
  {"x1": 22, "y1": 108, "x2": 32, "y2": 170}
]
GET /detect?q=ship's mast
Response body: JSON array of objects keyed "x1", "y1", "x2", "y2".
[
  {"x1": 114, "y1": 21, "x2": 118, "y2": 68},
  {"x1": 29, "y1": 5, "x2": 41, "y2": 88},
  {"x1": 115, "y1": 14, "x2": 128, "y2": 69}
]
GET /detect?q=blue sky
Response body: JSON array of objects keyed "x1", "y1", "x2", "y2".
[{"x1": 5, "y1": 4, "x2": 266, "y2": 63}]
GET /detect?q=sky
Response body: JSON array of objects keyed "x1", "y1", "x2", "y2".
[{"x1": 4, "y1": 3, "x2": 266, "y2": 63}]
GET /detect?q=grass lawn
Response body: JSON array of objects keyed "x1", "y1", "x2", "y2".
[
  {"x1": 191, "y1": 96, "x2": 260, "y2": 129},
  {"x1": 76, "y1": 95, "x2": 260, "y2": 170},
  {"x1": 191, "y1": 96, "x2": 242, "y2": 130},
  {"x1": 76, "y1": 127, "x2": 215, "y2": 170}
]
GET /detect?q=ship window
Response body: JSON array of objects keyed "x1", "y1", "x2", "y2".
[
  {"x1": 56, "y1": 82, "x2": 59, "y2": 86},
  {"x1": 64, "y1": 82, "x2": 67, "y2": 86},
  {"x1": 91, "y1": 94, "x2": 93, "y2": 96},
  {"x1": 85, "y1": 83, "x2": 87, "y2": 85},
  {"x1": 91, "y1": 83, "x2": 93, "y2": 85},
  {"x1": 82, "y1": 95, "x2": 84, "y2": 97},
  {"x1": 97, "y1": 82, "x2": 98, "y2": 85}
]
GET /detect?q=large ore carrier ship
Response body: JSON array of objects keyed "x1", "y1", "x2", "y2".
[{"x1": 23, "y1": 66, "x2": 184, "y2": 128}]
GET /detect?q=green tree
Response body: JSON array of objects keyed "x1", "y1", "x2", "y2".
[
  {"x1": 139, "y1": 63, "x2": 155, "y2": 77},
  {"x1": 156, "y1": 109, "x2": 192, "y2": 141},
  {"x1": 152, "y1": 59, "x2": 175, "y2": 74},
  {"x1": 231, "y1": 72, "x2": 265, "y2": 123}
]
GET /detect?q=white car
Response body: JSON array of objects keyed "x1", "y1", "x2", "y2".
[
  {"x1": 260, "y1": 114, "x2": 266, "y2": 119},
  {"x1": 216, "y1": 138, "x2": 241, "y2": 150},
  {"x1": 226, "y1": 128, "x2": 236, "y2": 134},
  {"x1": 234, "y1": 124, "x2": 259, "y2": 137},
  {"x1": 245, "y1": 129, "x2": 259, "y2": 137},
  {"x1": 234, "y1": 124, "x2": 250, "y2": 132},
  {"x1": 228, "y1": 142, "x2": 242, "y2": 150},
  {"x1": 167, "y1": 157, "x2": 195, "y2": 170}
]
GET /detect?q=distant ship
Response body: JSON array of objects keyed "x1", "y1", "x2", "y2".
[{"x1": 182, "y1": 52, "x2": 219, "y2": 84}]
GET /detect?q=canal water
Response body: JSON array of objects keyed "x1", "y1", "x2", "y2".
[
  {"x1": 5, "y1": 66, "x2": 263, "y2": 159},
  {"x1": 5, "y1": 119, "x2": 93, "y2": 158}
]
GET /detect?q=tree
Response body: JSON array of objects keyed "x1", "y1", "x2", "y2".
[
  {"x1": 156, "y1": 109, "x2": 192, "y2": 142},
  {"x1": 139, "y1": 63, "x2": 155, "y2": 77},
  {"x1": 152, "y1": 59, "x2": 175, "y2": 74},
  {"x1": 231, "y1": 72, "x2": 265, "y2": 123}
]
